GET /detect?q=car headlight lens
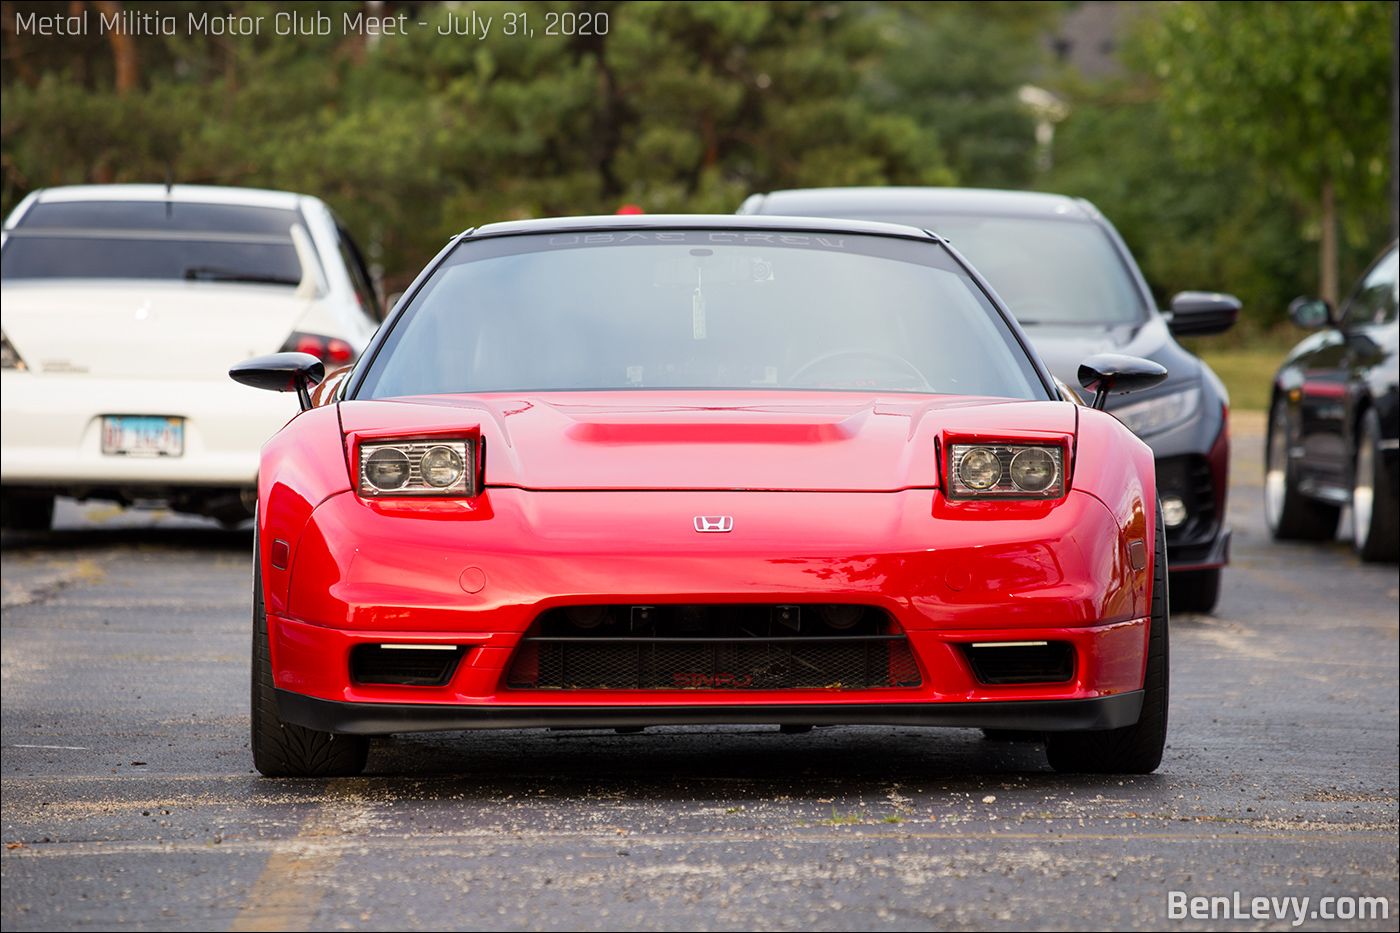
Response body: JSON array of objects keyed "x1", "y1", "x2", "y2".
[
  {"x1": 948, "y1": 444, "x2": 1065, "y2": 499},
  {"x1": 958, "y1": 448, "x2": 1003, "y2": 490},
  {"x1": 364, "y1": 448, "x2": 410, "y2": 490},
  {"x1": 421, "y1": 445, "x2": 464, "y2": 488},
  {"x1": 1010, "y1": 448, "x2": 1057, "y2": 492},
  {"x1": 359, "y1": 439, "x2": 475, "y2": 497},
  {"x1": 1111, "y1": 387, "x2": 1200, "y2": 438}
]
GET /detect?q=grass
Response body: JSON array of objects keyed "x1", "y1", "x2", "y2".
[
  {"x1": 820, "y1": 805, "x2": 866, "y2": 825},
  {"x1": 1194, "y1": 348, "x2": 1290, "y2": 412},
  {"x1": 1178, "y1": 324, "x2": 1305, "y2": 413}
]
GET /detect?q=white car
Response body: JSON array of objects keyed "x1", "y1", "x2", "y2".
[{"x1": 1, "y1": 184, "x2": 382, "y2": 529}]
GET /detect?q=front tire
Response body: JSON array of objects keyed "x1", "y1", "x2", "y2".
[
  {"x1": 1045, "y1": 503, "x2": 1169, "y2": 774},
  {"x1": 1353, "y1": 408, "x2": 1399, "y2": 562},
  {"x1": 251, "y1": 559, "x2": 368, "y2": 777},
  {"x1": 1265, "y1": 398, "x2": 1338, "y2": 540}
]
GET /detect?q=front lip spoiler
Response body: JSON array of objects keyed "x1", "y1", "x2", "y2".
[
  {"x1": 1168, "y1": 525, "x2": 1231, "y2": 571},
  {"x1": 275, "y1": 689, "x2": 1143, "y2": 735}
]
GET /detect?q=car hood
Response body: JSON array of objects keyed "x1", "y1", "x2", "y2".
[
  {"x1": 0, "y1": 279, "x2": 313, "y2": 379},
  {"x1": 1023, "y1": 317, "x2": 1199, "y2": 401},
  {"x1": 338, "y1": 392, "x2": 1077, "y2": 492}
]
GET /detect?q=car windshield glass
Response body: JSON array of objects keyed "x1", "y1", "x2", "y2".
[
  {"x1": 830, "y1": 213, "x2": 1147, "y2": 325},
  {"x1": 356, "y1": 230, "x2": 1046, "y2": 399},
  {"x1": 1, "y1": 201, "x2": 306, "y2": 284}
]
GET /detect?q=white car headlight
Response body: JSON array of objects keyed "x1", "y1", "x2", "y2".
[
  {"x1": 947, "y1": 444, "x2": 1065, "y2": 500},
  {"x1": 358, "y1": 438, "x2": 475, "y2": 497},
  {"x1": 1111, "y1": 387, "x2": 1200, "y2": 438}
]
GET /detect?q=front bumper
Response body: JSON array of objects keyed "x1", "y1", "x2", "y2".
[
  {"x1": 277, "y1": 688, "x2": 1145, "y2": 734},
  {"x1": 266, "y1": 486, "x2": 1155, "y2": 727}
]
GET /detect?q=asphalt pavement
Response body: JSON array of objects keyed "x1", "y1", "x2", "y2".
[{"x1": 2, "y1": 411, "x2": 1397, "y2": 931}]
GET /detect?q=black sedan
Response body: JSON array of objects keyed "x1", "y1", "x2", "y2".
[
  {"x1": 740, "y1": 187, "x2": 1240, "y2": 611},
  {"x1": 1268, "y1": 241, "x2": 1398, "y2": 562}
]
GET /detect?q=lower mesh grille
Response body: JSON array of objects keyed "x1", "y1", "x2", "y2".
[
  {"x1": 351, "y1": 645, "x2": 466, "y2": 687},
  {"x1": 505, "y1": 604, "x2": 921, "y2": 691}
]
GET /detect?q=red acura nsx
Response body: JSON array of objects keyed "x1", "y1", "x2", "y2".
[{"x1": 231, "y1": 215, "x2": 1170, "y2": 777}]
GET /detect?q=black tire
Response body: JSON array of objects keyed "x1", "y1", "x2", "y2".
[
  {"x1": 1045, "y1": 503, "x2": 1169, "y2": 774},
  {"x1": 251, "y1": 558, "x2": 368, "y2": 777},
  {"x1": 1265, "y1": 398, "x2": 1339, "y2": 540},
  {"x1": 1, "y1": 491, "x2": 54, "y2": 531},
  {"x1": 1169, "y1": 567, "x2": 1221, "y2": 614},
  {"x1": 1353, "y1": 408, "x2": 1399, "y2": 562}
]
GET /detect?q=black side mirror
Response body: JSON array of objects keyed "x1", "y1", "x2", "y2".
[
  {"x1": 1166, "y1": 291, "x2": 1241, "y2": 337},
  {"x1": 1287, "y1": 296, "x2": 1333, "y2": 330},
  {"x1": 229, "y1": 352, "x2": 325, "y2": 411},
  {"x1": 1077, "y1": 354, "x2": 1169, "y2": 411}
]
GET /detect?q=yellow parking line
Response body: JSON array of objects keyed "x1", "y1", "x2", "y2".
[{"x1": 227, "y1": 791, "x2": 368, "y2": 933}]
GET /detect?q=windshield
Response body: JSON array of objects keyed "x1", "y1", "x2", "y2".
[
  {"x1": 355, "y1": 229, "x2": 1047, "y2": 400},
  {"x1": 1, "y1": 201, "x2": 306, "y2": 284},
  {"x1": 821, "y1": 213, "x2": 1146, "y2": 326}
]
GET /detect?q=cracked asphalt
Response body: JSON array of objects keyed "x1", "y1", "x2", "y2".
[{"x1": 2, "y1": 412, "x2": 1396, "y2": 931}]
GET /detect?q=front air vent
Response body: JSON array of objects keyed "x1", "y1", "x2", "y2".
[
  {"x1": 350, "y1": 644, "x2": 467, "y2": 687},
  {"x1": 961, "y1": 641, "x2": 1075, "y2": 685},
  {"x1": 505, "y1": 604, "x2": 921, "y2": 691}
]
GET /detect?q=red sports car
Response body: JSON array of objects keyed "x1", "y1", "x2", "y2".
[{"x1": 231, "y1": 215, "x2": 1170, "y2": 777}]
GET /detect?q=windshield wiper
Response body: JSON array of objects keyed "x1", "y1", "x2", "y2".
[{"x1": 184, "y1": 265, "x2": 300, "y2": 286}]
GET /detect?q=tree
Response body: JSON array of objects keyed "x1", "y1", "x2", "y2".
[{"x1": 1142, "y1": 1, "x2": 1393, "y2": 306}]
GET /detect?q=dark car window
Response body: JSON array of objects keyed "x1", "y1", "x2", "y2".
[
  {"x1": 1, "y1": 200, "x2": 306, "y2": 284},
  {"x1": 1341, "y1": 246, "x2": 1398, "y2": 328},
  {"x1": 797, "y1": 212, "x2": 1147, "y2": 326},
  {"x1": 14, "y1": 200, "x2": 303, "y2": 234},
  {"x1": 357, "y1": 230, "x2": 1047, "y2": 400}
]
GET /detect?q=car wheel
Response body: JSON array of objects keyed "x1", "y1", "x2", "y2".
[
  {"x1": 1168, "y1": 567, "x2": 1220, "y2": 614},
  {"x1": 1045, "y1": 503, "x2": 1168, "y2": 774},
  {"x1": 0, "y1": 491, "x2": 54, "y2": 531},
  {"x1": 251, "y1": 556, "x2": 368, "y2": 777},
  {"x1": 1264, "y1": 398, "x2": 1339, "y2": 540},
  {"x1": 1353, "y1": 408, "x2": 1399, "y2": 562}
]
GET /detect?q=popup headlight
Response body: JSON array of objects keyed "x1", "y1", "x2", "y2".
[
  {"x1": 358, "y1": 439, "x2": 476, "y2": 497},
  {"x1": 948, "y1": 444, "x2": 1065, "y2": 499}
]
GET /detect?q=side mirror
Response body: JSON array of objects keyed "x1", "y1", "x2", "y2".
[
  {"x1": 1287, "y1": 296, "x2": 1332, "y2": 330},
  {"x1": 229, "y1": 352, "x2": 325, "y2": 411},
  {"x1": 1166, "y1": 291, "x2": 1241, "y2": 337},
  {"x1": 1077, "y1": 353, "x2": 1168, "y2": 411}
]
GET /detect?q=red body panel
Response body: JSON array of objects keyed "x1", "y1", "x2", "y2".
[{"x1": 260, "y1": 391, "x2": 1158, "y2": 718}]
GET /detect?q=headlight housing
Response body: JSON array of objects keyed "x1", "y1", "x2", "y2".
[
  {"x1": 947, "y1": 443, "x2": 1065, "y2": 499},
  {"x1": 1111, "y1": 386, "x2": 1200, "y2": 437},
  {"x1": 358, "y1": 438, "x2": 476, "y2": 497}
]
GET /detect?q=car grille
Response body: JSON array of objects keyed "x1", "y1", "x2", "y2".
[{"x1": 505, "y1": 604, "x2": 921, "y2": 691}]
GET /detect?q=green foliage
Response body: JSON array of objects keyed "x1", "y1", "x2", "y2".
[
  {"x1": 871, "y1": 1, "x2": 1061, "y2": 189},
  {"x1": 1, "y1": 0, "x2": 1391, "y2": 318},
  {"x1": 1040, "y1": 1, "x2": 1394, "y2": 325},
  {"x1": 2, "y1": 0, "x2": 955, "y2": 284},
  {"x1": 1143, "y1": 0, "x2": 1391, "y2": 235}
]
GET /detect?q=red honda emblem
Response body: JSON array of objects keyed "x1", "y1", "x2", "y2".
[{"x1": 693, "y1": 516, "x2": 733, "y2": 532}]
